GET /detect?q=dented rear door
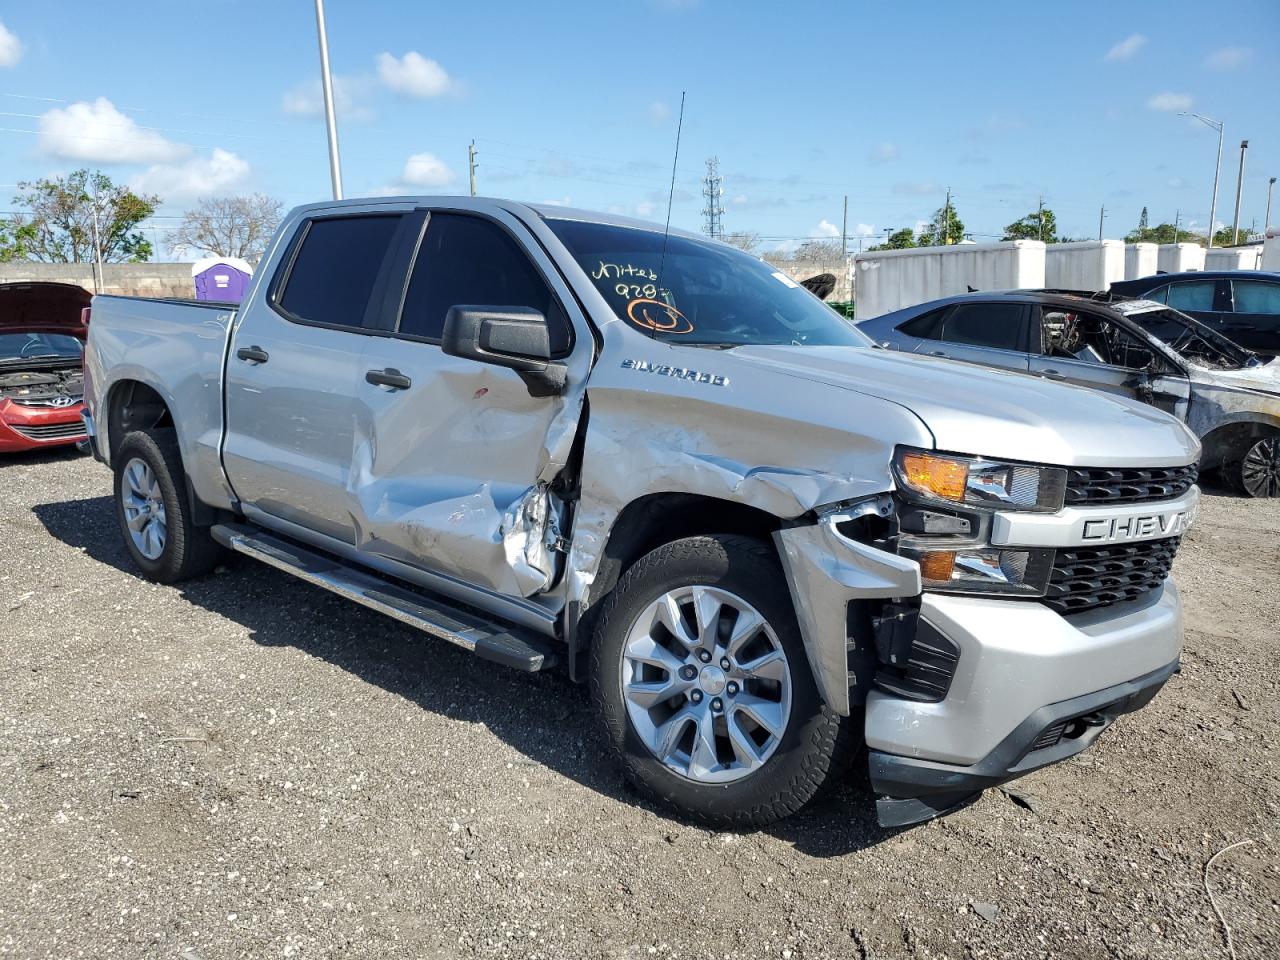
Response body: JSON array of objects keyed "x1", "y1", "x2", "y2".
[{"x1": 348, "y1": 205, "x2": 587, "y2": 598}]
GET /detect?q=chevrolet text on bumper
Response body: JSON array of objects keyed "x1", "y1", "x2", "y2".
[{"x1": 80, "y1": 197, "x2": 1200, "y2": 830}]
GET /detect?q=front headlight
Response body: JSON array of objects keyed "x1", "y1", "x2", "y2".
[
  {"x1": 894, "y1": 448, "x2": 1066, "y2": 513},
  {"x1": 900, "y1": 545, "x2": 1055, "y2": 596},
  {"x1": 892, "y1": 447, "x2": 1065, "y2": 598}
]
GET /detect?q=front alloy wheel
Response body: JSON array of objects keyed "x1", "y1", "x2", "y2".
[
  {"x1": 1239, "y1": 436, "x2": 1280, "y2": 498},
  {"x1": 591, "y1": 535, "x2": 851, "y2": 829},
  {"x1": 621, "y1": 586, "x2": 792, "y2": 784}
]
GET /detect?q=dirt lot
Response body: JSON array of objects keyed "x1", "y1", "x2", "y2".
[{"x1": 1, "y1": 448, "x2": 1277, "y2": 960}]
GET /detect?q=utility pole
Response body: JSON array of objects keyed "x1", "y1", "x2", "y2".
[
  {"x1": 1180, "y1": 112, "x2": 1224, "y2": 248},
  {"x1": 1098, "y1": 205, "x2": 1105, "y2": 242},
  {"x1": 1037, "y1": 195, "x2": 1044, "y2": 242},
  {"x1": 841, "y1": 194, "x2": 848, "y2": 257},
  {"x1": 942, "y1": 188, "x2": 952, "y2": 245},
  {"x1": 1232, "y1": 139, "x2": 1248, "y2": 245},
  {"x1": 1173, "y1": 210, "x2": 1180, "y2": 244},
  {"x1": 468, "y1": 140, "x2": 478, "y2": 197},
  {"x1": 883, "y1": 227, "x2": 893, "y2": 248},
  {"x1": 89, "y1": 184, "x2": 104, "y2": 295},
  {"x1": 313, "y1": 0, "x2": 343, "y2": 200},
  {"x1": 700, "y1": 157, "x2": 724, "y2": 240},
  {"x1": 1266, "y1": 177, "x2": 1276, "y2": 233}
]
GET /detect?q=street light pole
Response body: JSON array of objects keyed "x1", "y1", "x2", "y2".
[
  {"x1": 1266, "y1": 177, "x2": 1277, "y2": 234},
  {"x1": 1181, "y1": 112, "x2": 1223, "y2": 248},
  {"x1": 313, "y1": 0, "x2": 344, "y2": 200},
  {"x1": 1231, "y1": 139, "x2": 1248, "y2": 246}
]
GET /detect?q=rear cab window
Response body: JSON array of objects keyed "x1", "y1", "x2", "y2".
[{"x1": 273, "y1": 214, "x2": 403, "y2": 329}]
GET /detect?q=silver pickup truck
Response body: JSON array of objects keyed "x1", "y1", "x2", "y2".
[{"x1": 83, "y1": 197, "x2": 1200, "y2": 828}]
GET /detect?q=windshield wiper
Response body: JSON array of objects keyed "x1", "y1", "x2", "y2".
[{"x1": 0, "y1": 354, "x2": 74, "y2": 364}]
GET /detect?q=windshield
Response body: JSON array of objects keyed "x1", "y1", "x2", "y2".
[
  {"x1": 1121, "y1": 306, "x2": 1259, "y2": 370},
  {"x1": 0, "y1": 332, "x2": 83, "y2": 364},
  {"x1": 546, "y1": 218, "x2": 870, "y2": 348}
]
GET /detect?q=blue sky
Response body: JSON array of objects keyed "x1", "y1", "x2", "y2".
[{"x1": 1, "y1": 0, "x2": 1277, "y2": 255}]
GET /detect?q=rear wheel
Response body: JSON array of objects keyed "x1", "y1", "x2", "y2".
[
  {"x1": 1231, "y1": 434, "x2": 1280, "y2": 498},
  {"x1": 113, "y1": 430, "x2": 221, "y2": 582},
  {"x1": 590, "y1": 534, "x2": 850, "y2": 828}
]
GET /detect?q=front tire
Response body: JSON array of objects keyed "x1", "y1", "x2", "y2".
[
  {"x1": 590, "y1": 534, "x2": 850, "y2": 829},
  {"x1": 113, "y1": 429, "x2": 221, "y2": 582},
  {"x1": 1230, "y1": 434, "x2": 1280, "y2": 498}
]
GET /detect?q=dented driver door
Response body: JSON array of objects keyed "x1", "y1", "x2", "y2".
[{"x1": 347, "y1": 206, "x2": 586, "y2": 599}]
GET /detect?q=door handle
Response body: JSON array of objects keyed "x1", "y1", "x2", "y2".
[
  {"x1": 365, "y1": 368, "x2": 412, "y2": 390},
  {"x1": 1041, "y1": 368, "x2": 1066, "y2": 380},
  {"x1": 236, "y1": 345, "x2": 269, "y2": 364},
  {"x1": 928, "y1": 350, "x2": 947, "y2": 356}
]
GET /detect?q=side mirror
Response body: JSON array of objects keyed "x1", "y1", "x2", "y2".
[{"x1": 442, "y1": 305, "x2": 567, "y2": 397}]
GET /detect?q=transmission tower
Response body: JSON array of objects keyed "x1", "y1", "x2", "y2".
[{"x1": 701, "y1": 157, "x2": 725, "y2": 240}]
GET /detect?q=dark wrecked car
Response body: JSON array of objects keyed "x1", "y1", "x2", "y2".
[
  {"x1": 0, "y1": 282, "x2": 91, "y2": 454},
  {"x1": 860, "y1": 289, "x2": 1280, "y2": 497}
]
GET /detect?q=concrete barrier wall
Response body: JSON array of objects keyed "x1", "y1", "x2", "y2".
[
  {"x1": 1124, "y1": 243, "x2": 1158, "y2": 280},
  {"x1": 853, "y1": 241, "x2": 1045, "y2": 319},
  {"x1": 1204, "y1": 247, "x2": 1263, "y2": 270},
  {"x1": 0, "y1": 262, "x2": 194, "y2": 299},
  {"x1": 1263, "y1": 228, "x2": 1280, "y2": 271},
  {"x1": 761, "y1": 256, "x2": 854, "y2": 302},
  {"x1": 1156, "y1": 243, "x2": 1206, "y2": 274},
  {"x1": 1044, "y1": 240, "x2": 1124, "y2": 291}
]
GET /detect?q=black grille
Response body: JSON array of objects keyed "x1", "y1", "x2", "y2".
[
  {"x1": 1029, "y1": 721, "x2": 1069, "y2": 752},
  {"x1": 1043, "y1": 537, "x2": 1180, "y2": 614},
  {"x1": 11, "y1": 421, "x2": 86, "y2": 441},
  {"x1": 1064, "y1": 464, "x2": 1197, "y2": 506}
]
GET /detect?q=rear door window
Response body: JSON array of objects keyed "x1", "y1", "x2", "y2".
[
  {"x1": 1230, "y1": 279, "x2": 1280, "y2": 314},
  {"x1": 937, "y1": 303, "x2": 1026, "y2": 351},
  {"x1": 1165, "y1": 280, "x2": 1216, "y2": 312},
  {"x1": 398, "y1": 213, "x2": 571, "y2": 354},
  {"x1": 896, "y1": 307, "x2": 948, "y2": 339},
  {"x1": 275, "y1": 215, "x2": 402, "y2": 329}
]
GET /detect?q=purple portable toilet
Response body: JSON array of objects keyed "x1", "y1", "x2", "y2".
[{"x1": 192, "y1": 257, "x2": 253, "y2": 302}]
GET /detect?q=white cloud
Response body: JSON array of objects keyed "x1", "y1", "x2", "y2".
[
  {"x1": 635, "y1": 200, "x2": 657, "y2": 218},
  {"x1": 869, "y1": 142, "x2": 899, "y2": 163},
  {"x1": 854, "y1": 223, "x2": 875, "y2": 238},
  {"x1": 131, "y1": 149, "x2": 249, "y2": 199},
  {"x1": 281, "y1": 76, "x2": 374, "y2": 121},
  {"x1": 0, "y1": 20, "x2": 21, "y2": 67},
  {"x1": 400, "y1": 152, "x2": 455, "y2": 188},
  {"x1": 647, "y1": 101, "x2": 670, "y2": 124},
  {"x1": 1148, "y1": 91, "x2": 1193, "y2": 111},
  {"x1": 1205, "y1": 47, "x2": 1251, "y2": 71},
  {"x1": 1104, "y1": 34, "x2": 1147, "y2": 62},
  {"x1": 38, "y1": 97, "x2": 188, "y2": 164},
  {"x1": 377, "y1": 51, "x2": 452, "y2": 98},
  {"x1": 811, "y1": 219, "x2": 840, "y2": 239}
]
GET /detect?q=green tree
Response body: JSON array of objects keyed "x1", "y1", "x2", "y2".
[
  {"x1": 1125, "y1": 222, "x2": 1206, "y2": 246},
  {"x1": 868, "y1": 227, "x2": 917, "y2": 251},
  {"x1": 917, "y1": 203, "x2": 965, "y2": 246},
  {"x1": 8, "y1": 170, "x2": 159, "y2": 263},
  {"x1": 1137, "y1": 206, "x2": 1149, "y2": 233},
  {"x1": 0, "y1": 219, "x2": 35, "y2": 262},
  {"x1": 1002, "y1": 208, "x2": 1059, "y2": 243}
]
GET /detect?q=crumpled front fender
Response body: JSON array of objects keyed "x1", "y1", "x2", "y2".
[{"x1": 774, "y1": 498, "x2": 921, "y2": 716}]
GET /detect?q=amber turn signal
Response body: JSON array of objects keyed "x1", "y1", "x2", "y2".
[
  {"x1": 917, "y1": 550, "x2": 956, "y2": 583},
  {"x1": 899, "y1": 451, "x2": 968, "y2": 503}
]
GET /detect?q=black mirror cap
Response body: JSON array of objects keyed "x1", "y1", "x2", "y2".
[{"x1": 442, "y1": 305, "x2": 567, "y2": 397}]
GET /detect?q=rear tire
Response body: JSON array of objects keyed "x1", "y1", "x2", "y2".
[
  {"x1": 589, "y1": 534, "x2": 852, "y2": 829},
  {"x1": 113, "y1": 429, "x2": 221, "y2": 582}
]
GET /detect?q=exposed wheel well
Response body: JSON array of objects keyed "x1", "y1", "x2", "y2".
[
  {"x1": 567, "y1": 493, "x2": 787, "y2": 679},
  {"x1": 106, "y1": 380, "x2": 173, "y2": 462},
  {"x1": 1199, "y1": 420, "x2": 1280, "y2": 473}
]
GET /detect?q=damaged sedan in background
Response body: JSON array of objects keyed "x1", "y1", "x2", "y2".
[
  {"x1": 861, "y1": 290, "x2": 1280, "y2": 498},
  {"x1": 81, "y1": 198, "x2": 1201, "y2": 829},
  {"x1": 0, "y1": 282, "x2": 91, "y2": 454}
]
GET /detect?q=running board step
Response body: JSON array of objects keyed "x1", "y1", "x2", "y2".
[{"x1": 210, "y1": 523, "x2": 558, "y2": 672}]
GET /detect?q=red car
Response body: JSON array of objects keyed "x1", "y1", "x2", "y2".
[{"x1": 0, "y1": 282, "x2": 91, "y2": 454}]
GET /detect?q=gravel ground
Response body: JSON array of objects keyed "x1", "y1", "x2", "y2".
[{"x1": 1, "y1": 448, "x2": 1277, "y2": 960}]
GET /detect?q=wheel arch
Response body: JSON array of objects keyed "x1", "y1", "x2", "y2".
[
  {"x1": 1198, "y1": 416, "x2": 1280, "y2": 473},
  {"x1": 566, "y1": 492, "x2": 786, "y2": 680}
]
